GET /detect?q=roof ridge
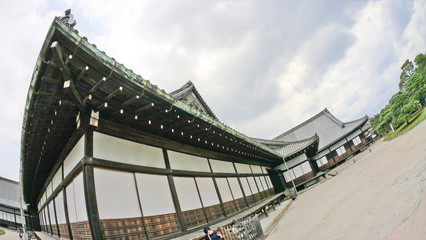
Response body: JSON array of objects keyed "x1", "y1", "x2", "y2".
[
  {"x1": 0, "y1": 176, "x2": 18, "y2": 184},
  {"x1": 343, "y1": 115, "x2": 368, "y2": 125},
  {"x1": 272, "y1": 108, "x2": 329, "y2": 140}
]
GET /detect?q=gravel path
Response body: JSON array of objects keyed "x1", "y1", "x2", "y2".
[{"x1": 267, "y1": 120, "x2": 426, "y2": 240}]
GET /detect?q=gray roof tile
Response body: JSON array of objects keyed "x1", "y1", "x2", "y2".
[
  {"x1": 273, "y1": 108, "x2": 368, "y2": 151},
  {"x1": 0, "y1": 176, "x2": 21, "y2": 209}
]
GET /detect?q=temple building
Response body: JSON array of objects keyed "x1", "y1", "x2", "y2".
[
  {"x1": 0, "y1": 176, "x2": 34, "y2": 229},
  {"x1": 255, "y1": 108, "x2": 370, "y2": 189},
  {"x1": 21, "y1": 13, "x2": 370, "y2": 239},
  {"x1": 21, "y1": 16, "x2": 279, "y2": 239}
]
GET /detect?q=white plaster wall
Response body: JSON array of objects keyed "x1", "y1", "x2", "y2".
[
  {"x1": 255, "y1": 177, "x2": 265, "y2": 192},
  {"x1": 247, "y1": 177, "x2": 259, "y2": 193},
  {"x1": 287, "y1": 153, "x2": 308, "y2": 168},
  {"x1": 93, "y1": 132, "x2": 165, "y2": 169},
  {"x1": 48, "y1": 201, "x2": 56, "y2": 226},
  {"x1": 174, "y1": 177, "x2": 202, "y2": 211},
  {"x1": 251, "y1": 165, "x2": 263, "y2": 174},
  {"x1": 196, "y1": 177, "x2": 219, "y2": 207},
  {"x1": 216, "y1": 178, "x2": 233, "y2": 202},
  {"x1": 228, "y1": 178, "x2": 243, "y2": 198},
  {"x1": 168, "y1": 151, "x2": 210, "y2": 172},
  {"x1": 55, "y1": 191, "x2": 66, "y2": 224},
  {"x1": 235, "y1": 163, "x2": 252, "y2": 174},
  {"x1": 52, "y1": 166, "x2": 62, "y2": 193},
  {"x1": 46, "y1": 181, "x2": 53, "y2": 200},
  {"x1": 94, "y1": 168, "x2": 141, "y2": 219},
  {"x1": 64, "y1": 134, "x2": 84, "y2": 177},
  {"x1": 66, "y1": 172, "x2": 88, "y2": 222},
  {"x1": 346, "y1": 129, "x2": 362, "y2": 141},
  {"x1": 240, "y1": 178, "x2": 252, "y2": 196},
  {"x1": 330, "y1": 138, "x2": 347, "y2": 152},
  {"x1": 301, "y1": 162, "x2": 312, "y2": 174},
  {"x1": 210, "y1": 159, "x2": 235, "y2": 173},
  {"x1": 135, "y1": 173, "x2": 176, "y2": 216}
]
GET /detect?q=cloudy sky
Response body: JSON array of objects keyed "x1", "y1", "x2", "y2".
[{"x1": 0, "y1": 0, "x2": 424, "y2": 181}]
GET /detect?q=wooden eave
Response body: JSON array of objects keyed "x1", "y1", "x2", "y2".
[{"x1": 21, "y1": 18, "x2": 282, "y2": 205}]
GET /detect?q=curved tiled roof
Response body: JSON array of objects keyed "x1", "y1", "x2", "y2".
[
  {"x1": 169, "y1": 81, "x2": 218, "y2": 120},
  {"x1": 273, "y1": 108, "x2": 368, "y2": 151},
  {"x1": 251, "y1": 134, "x2": 319, "y2": 157}
]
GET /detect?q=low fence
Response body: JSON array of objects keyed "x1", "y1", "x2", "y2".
[{"x1": 219, "y1": 215, "x2": 264, "y2": 240}]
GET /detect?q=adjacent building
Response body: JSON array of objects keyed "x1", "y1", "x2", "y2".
[{"x1": 0, "y1": 176, "x2": 34, "y2": 229}]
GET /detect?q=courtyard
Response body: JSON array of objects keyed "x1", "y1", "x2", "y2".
[{"x1": 267, "y1": 121, "x2": 426, "y2": 240}]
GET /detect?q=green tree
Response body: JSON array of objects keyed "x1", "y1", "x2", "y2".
[
  {"x1": 399, "y1": 59, "x2": 414, "y2": 91},
  {"x1": 370, "y1": 52, "x2": 426, "y2": 136}
]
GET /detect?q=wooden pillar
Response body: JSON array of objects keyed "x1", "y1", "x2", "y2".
[
  {"x1": 207, "y1": 159, "x2": 227, "y2": 217},
  {"x1": 83, "y1": 128, "x2": 103, "y2": 239},
  {"x1": 194, "y1": 177, "x2": 209, "y2": 223},
  {"x1": 163, "y1": 149, "x2": 187, "y2": 232},
  {"x1": 63, "y1": 188, "x2": 73, "y2": 240},
  {"x1": 53, "y1": 199, "x2": 61, "y2": 238},
  {"x1": 46, "y1": 203, "x2": 53, "y2": 234},
  {"x1": 133, "y1": 173, "x2": 150, "y2": 240},
  {"x1": 249, "y1": 166, "x2": 263, "y2": 199},
  {"x1": 233, "y1": 163, "x2": 249, "y2": 207}
]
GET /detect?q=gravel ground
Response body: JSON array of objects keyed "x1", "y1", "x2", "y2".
[{"x1": 267, "y1": 120, "x2": 426, "y2": 240}]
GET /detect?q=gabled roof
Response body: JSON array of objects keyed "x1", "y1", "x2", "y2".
[
  {"x1": 169, "y1": 81, "x2": 218, "y2": 120},
  {"x1": 273, "y1": 108, "x2": 368, "y2": 151},
  {"x1": 252, "y1": 134, "x2": 319, "y2": 159},
  {"x1": 0, "y1": 176, "x2": 21, "y2": 209}
]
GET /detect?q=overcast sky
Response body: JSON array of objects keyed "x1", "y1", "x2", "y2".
[{"x1": 0, "y1": 0, "x2": 424, "y2": 181}]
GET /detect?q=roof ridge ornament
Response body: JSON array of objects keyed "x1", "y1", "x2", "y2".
[{"x1": 60, "y1": 9, "x2": 77, "y2": 29}]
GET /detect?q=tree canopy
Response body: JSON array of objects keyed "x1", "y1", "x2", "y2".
[{"x1": 370, "y1": 52, "x2": 425, "y2": 136}]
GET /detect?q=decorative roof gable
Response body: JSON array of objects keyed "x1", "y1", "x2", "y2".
[{"x1": 169, "y1": 81, "x2": 218, "y2": 120}]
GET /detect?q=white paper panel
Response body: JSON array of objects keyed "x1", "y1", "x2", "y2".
[
  {"x1": 174, "y1": 177, "x2": 202, "y2": 211},
  {"x1": 196, "y1": 178, "x2": 219, "y2": 207},
  {"x1": 55, "y1": 191, "x2": 66, "y2": 224},
  {"x1": 251, "y1": 165, "x2": 262, "y2": 174},
  {"x1": 46, "y1": 181, "x2": 52, "y2": 199},
  {"x1": 347, "y1": 129, "x2": 362, "y2": 141},
  {"x1": 136, "y1": 173, "x2": 175, "y2": 216},
  {"x1": 255, "y1": 177, "x2": 265, "y2": 192},
  {"x1": 209, "y1": 159, "x2": 235, "y2": 173},
  {"x1": 64, "y1": 134, "x2": 84, "y2": 177},
  {"x1": 301, "y1": 162, "x2": 312, "y2": 174},
  {"x1": 93, "y1": 132, "x2": 165, "y2": 168},
  {"x1": 240, "y1": 177, "x2": 252, "y2": 196},
  {"x1": 48, "y1": 201, "x2": 57, "y2": 228},
  {"x1": 216, "y1": 178, "x2": 233, "y2": 202},
  {"x1": 52, "y1": 166, "x2": 62, "y2": 192},
  {"x1": 168, "y1": 151, "x2": 210, "y2": 172},
  {"x1": 234, "y1": 163, "x2": 252, "y2": 174},
  {"x1": 227, "y1": 178, "x2": 243, "y2": 198},
  {"x1": 293, "y1": 166, "x2": 304, "y2": 178},
  {"x1": 283, "y1": 171, "x2": 293, "y2": 182},
  {"x1": 247, "y1": 177, "x2": 259, "y2": 194},
  {"x1": 66, "y1": 172, "x2": 88, "y2": 222},
  {"x1": 95, "y1": 168, "x2": 141, "y2": 219}
]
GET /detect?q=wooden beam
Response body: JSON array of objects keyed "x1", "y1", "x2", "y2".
[{"x1": 83, "y1": 128, "x2": 103, "y2": 239}]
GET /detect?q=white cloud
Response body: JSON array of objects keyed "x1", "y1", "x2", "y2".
[{"x1": 0, "y1": 0, "x2": 424, "y2": 180}]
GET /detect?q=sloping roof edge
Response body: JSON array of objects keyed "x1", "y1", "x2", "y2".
[
  {"x1": 272, "y1": 108, "x2": 344, "y2": 140},
  {"x1": 316, "y1": 115, "x2": 369, "y2": 153},
  {"x1": 169, "y1": 81, "x2": 218, "y2": 120}
]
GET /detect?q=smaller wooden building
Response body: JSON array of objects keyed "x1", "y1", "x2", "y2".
[{"x1": 0, "y1": 176, "x2": 35, "y2": 230}]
